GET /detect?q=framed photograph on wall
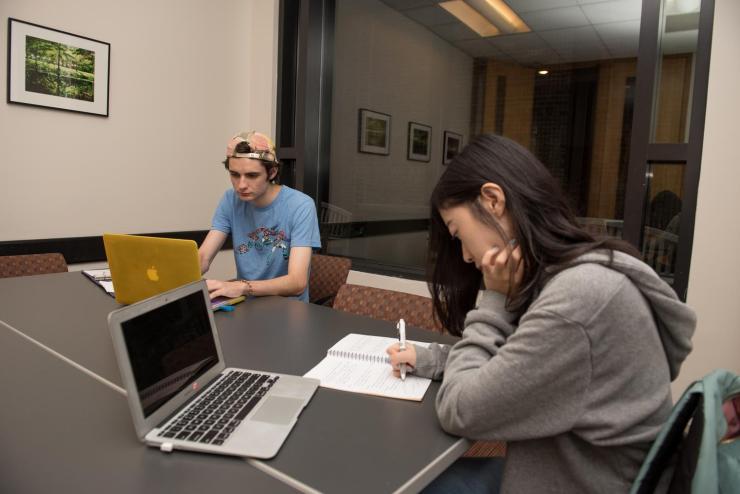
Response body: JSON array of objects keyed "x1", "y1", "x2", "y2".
[
  {"x1": 7, "y1": 18, "x2": 110, "y2": 117},
  {"x1": 407, "y1": 122, "x2": 431, "y2": 162},
  {"x1": 443, "y1": 131, "x2": 463, "y2": 165},
  {"x1": 358, "y1": 108, "x2": 391, "y2": 155}
]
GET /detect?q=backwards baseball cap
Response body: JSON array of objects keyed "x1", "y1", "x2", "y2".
[{"x1": 226, "y1": 131, "x2": 279, "y2": 164}]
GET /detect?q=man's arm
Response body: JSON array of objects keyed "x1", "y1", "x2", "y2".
[
  {"x1": 248, "y1": 246, "x2": 312, "y2": 296},
  {"x1": 198, "y1": 230, "x2": 228, "y2": 274},
  {"x1": 205, "y1": 246, "x2": 312, "y2": 298}
]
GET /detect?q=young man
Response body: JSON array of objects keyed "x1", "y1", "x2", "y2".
[{"x1": 199, "y1": 131, "x2": 321, "y2": 302}]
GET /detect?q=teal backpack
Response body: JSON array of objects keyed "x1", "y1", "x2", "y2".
[{"x1": 631, "y1": 369, "x2": 740, "y2": 493}]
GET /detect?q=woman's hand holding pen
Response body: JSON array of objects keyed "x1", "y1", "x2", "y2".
[
  {"x1": 481, "y1": 240, "x2": 523, "y2": 294},
  {"x1": 386, "y1": 343, "x2": 417, "y2": 378}
]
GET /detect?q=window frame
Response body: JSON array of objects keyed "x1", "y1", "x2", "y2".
[{"x1": 623, "y1": 0, "x2": 715, "y2": 299}]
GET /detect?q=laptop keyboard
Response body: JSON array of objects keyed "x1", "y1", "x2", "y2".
[{"x1": 158, "y1": 370, "x2": 279, "y2": 446}]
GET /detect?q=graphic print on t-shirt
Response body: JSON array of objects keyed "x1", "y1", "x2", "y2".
[{"x1": 237, "y1": 225, "x2": 289, "y2": 267}]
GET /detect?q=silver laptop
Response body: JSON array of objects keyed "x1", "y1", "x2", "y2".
[{"x1": 108, "y1": 280, "x2": 319, "y2": 459}]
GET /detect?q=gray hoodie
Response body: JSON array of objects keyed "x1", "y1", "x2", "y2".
[{"x1": 414, "y1": 251, "x2": 696, "y2": 493}]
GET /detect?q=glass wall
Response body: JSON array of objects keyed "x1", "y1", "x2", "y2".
[
  {"x1": 643, "y1": 162, "x2": 685, "y2": 285},
  {"x1": 637, "y1": 0, "x2": 702, "y2": 288},
  {"x1": 652, "y1": 0, "x2": 700, "y2": 143},
  {"x1": 309, "y1": 0, "x2": 706, "y2": 287}
]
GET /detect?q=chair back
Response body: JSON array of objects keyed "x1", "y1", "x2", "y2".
[
  {"x1": 642, "y1": 226, "x2": 679, "y2": 283},
  {"x1": 577, "y1": 217, "x2": 609, "y2": 236},
  {"x1": 605, "y1": 219, "x2": 624, "y2": 238},
  {"x1": 0, "y1": 253, "x2": 68, "y2": 278},
  {"x1": 309, "y1": 254, "x2": 351, "y2": 306},
  {"x1": 319, "y1": 202, "x2": 353, "y2": 242},
  {"x1": 332, "y1": 283, "x2": 443, "y2": 332}
]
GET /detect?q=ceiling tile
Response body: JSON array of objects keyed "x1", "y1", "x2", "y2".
[
  {"x1": 380, "y1": 0, "x2": 642, "y2": 65},
  {"x1": 505, "y1": 0, "x2": 579, "y2": 13},
  {"x1": 486, "y1": 31, "x2": 549, "y2": 53},
  {"x1": 520, "y1": 5, "x2": 590, "y2": 31},
  {"x1": 594, "y1": 19, "x2": 640, "y2": 57},
  {"x1": 581, "y1": 0, "x2": 642, "y2": 24},
  {"x1": 539, "y1": 25, "x2": 611, "y2": 62},
  {"x1": 380, "y1": 0, "x2": 437, "y2": 10},
  {"x1": 429, "y1": 22, "x2": 479, "y2": 42},
  {"x1": 509, "y1": 46, "x2": 563, "y2": 65},
  {"x1": 403, "y1": 5, "x2": 456, "y2": 26},
  {"x1": 453, "y1": 39, "x2": 508, "y2": 58}
]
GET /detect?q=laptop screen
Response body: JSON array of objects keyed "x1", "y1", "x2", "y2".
[{"x1": 121, "y1": 290, "x2": 219, "y2": 417}]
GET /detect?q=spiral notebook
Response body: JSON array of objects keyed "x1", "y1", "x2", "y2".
[{"x1": 304, "y1": 333, "x2": 432, "y2": 401}]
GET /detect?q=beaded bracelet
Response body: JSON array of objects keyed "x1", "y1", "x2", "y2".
[{"x1": 239, "y1": 279, "x2": 254, "y2": 297}]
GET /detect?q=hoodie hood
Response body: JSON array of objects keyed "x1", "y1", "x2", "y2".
[{"x1": 565, "y1": 250, "x2": 696, "y2": 381}]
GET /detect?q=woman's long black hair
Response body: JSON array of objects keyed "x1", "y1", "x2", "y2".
[{"x1": 429, "y1": 134, "x2": 639, "y2": 336}]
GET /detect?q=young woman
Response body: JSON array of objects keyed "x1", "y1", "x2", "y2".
[{"x1": 387, "y1": 134, "x2": 696, "y2": 493}]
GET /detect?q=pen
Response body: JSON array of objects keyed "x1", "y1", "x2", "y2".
[{"x1": 397, "y1": 318, "x2": 406, "y2": 381}]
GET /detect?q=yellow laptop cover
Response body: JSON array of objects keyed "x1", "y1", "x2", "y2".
[{"x1": 103, "y1": 233, "x2": 202, "y2": 305}]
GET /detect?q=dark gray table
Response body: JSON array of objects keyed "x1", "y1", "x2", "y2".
[
  {"x1": 0, "y1": 272, "x2": 469, "y2": 493},
  {"x1": 0, "y1": 321, "x2": 296, "y2": 494},
  {"x1": 0, "y1": 272, "x2": 122, "y2": 383}
]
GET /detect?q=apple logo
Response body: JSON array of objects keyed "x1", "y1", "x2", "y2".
[{"x1": 147, "y1": 266, "x2": 159, "y2": 282}]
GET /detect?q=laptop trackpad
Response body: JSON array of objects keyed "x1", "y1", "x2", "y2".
[{"x1": 251, "y1": 396, "x2": 303, "y2": 425}]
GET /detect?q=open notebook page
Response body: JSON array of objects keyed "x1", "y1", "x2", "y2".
[{"x1": 304, "y1": 333, "x2": 432, "y2": 401}]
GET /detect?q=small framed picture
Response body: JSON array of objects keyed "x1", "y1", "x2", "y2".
[
  {"x1": 407, "y1": 122, "x2": 432, "y2": 162},
  {"x1": 358, "y1": 108, "x2": 391, "y2": 155},
  {"x1": 443, "y1": 131, "x2": 463, "y2": 165},
  {"x1": 7, "y1": 18, "x2": 110, "y2": 117}
]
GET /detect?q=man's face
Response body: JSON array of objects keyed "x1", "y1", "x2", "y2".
[{"x1": 227, "y1": 158, "x2": 273, "y2": 202}]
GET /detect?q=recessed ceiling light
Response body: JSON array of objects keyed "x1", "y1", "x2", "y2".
[
  {"x1": 538, "y1": 69, "x2": 549, "y2": 75},
  {"x1": 439, "y1": 1, "x2": 500, "y2": 37},
  {"x1": 466, "y1": 0, "x2": 531, "y2": 34}
]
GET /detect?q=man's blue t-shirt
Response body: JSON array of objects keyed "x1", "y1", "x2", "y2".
[{"x1": 211, "y1": 186, "x2": 321, "y2": 302}]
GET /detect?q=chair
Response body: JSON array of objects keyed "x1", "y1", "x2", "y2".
[
  {"x1": 332, "y1": 284, "x2": 443, "y2": 333},
  {"x1": 0, "y1": 253, "x2": 68, "y2": 278},
  {"x1": 319, "y1": 201, "x2": 353, "y2": 248},
  {"x1": 642, "y1": 227, "x2": 679, "y2": 283},
  {"x1": 332, "y1": 283, "x2": 506, "y2": 458},
  {"x1": 576, "y1": 217, "x2": 608, "y2": 236},
  {"x1": 605, "y1": 219, "x2": 624, "y2": 239},
  {"x1": 309, "y1": 254, "x2": 351, "y2": 306}
]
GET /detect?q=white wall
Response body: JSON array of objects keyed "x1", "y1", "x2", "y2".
[
  {"x1": 329, "y1": 0, "x2": 472, "y2": 222},
  {"x1": 675, "y1": 0, "x2": 740, "y2": 395},
  {"x1": 0, "y1": 0, "x2": 278, "y2": 241},
  {"x1": 347, "y1": 270, "x2": 430, "y2": 298}
]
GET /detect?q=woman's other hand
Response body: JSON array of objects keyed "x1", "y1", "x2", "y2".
[{"x1": 481, "y1": 243, "x2": 523, "y2": 294}]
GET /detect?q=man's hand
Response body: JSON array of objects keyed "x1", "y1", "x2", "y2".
[{"x1": 206, "y1": 279, "x2": 246, "y2": 299}]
